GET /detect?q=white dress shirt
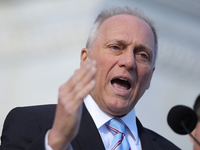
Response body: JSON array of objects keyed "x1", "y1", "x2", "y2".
[
  {"x1": 84, "y1": 95, "x2": 141, "y2": 150},
  {"x1": 45, "y1": 94, "x2": 141, "y2": 150}
]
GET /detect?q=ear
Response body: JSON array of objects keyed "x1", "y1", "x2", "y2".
[
  {"x1": 80, "y1": 48, "x2": 89, "y2": 66},
  {"x1": 146, "y1": 67, "x2": 155, "y2": 90}
]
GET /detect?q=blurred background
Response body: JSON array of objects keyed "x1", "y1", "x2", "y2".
[{"x1": 0, "y1": 0, "x2": 200, "y2": 149}]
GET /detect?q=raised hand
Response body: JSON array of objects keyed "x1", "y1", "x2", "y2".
[{"x1": 48, "y1": 58, "x2": 97, "y2": 150}]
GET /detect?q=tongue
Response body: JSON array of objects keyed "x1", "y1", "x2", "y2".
[{"x1": 112, "y1": 79, "x2": 130, "y2": 90}]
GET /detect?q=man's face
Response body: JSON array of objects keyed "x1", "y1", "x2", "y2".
[{"x1": 81, "y1": 14, "x2": 155, "y2": 116}]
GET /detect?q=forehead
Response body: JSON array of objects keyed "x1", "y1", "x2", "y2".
[
  {"x1": 97, "y1": 14, "x2": 155, "y2": 50},
  {"x1": 99, "y1": 14, "x2": 152, "y2": 35}
]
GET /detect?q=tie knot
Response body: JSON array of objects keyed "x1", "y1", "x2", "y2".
[{"x1": 106, "y1": 117, "x2": 126, "y2": 135}]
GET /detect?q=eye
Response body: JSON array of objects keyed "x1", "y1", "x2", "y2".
[
  {"x1": 139, "y1": 53, "x2": 148, "y2": 59},
  {"x1": 110, "y1": 46, "x2": 120, "y2": 50}
]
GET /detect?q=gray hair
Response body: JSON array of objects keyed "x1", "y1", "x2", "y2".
[{"x1": 86, "y1": 6, "x2": 158, "y2": 66}]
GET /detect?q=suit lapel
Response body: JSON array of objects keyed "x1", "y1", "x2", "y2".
[
  {"x1": 72, "y1": 104, "x2": 105, "y2": 150},
  {"x1": 71, "y1": 105, "x2": 163, "y2": 150},
  {"x1": 136, "y1": 118, "x2": 161, "y2": 150}
]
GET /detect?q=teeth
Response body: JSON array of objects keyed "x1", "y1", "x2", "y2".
[
  {"x1": 119, "y1": 78, "x2": 127, "y2": 81},
  {"x1": 114, "y1": 86, "x2": 126, "y2": 91}
]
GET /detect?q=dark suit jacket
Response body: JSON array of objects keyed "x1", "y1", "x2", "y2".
[{"x1": 0, "y1": 104, "x2": 180, "y2": 150}]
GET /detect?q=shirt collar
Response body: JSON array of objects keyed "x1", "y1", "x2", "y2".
[
  {"x1": 120, "y1": 106, "x2": 139, "y2": 142},
  {"x1": 84, "y1": 94, "x2": 112, "y2": 129},
  {"x1": 84, "y1": 94, "x2": 139, "y2": 142}
]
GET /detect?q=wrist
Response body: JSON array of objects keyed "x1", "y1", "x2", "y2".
[{"x1": 48, "y1": 129, "x2": 71, "y2": 150}]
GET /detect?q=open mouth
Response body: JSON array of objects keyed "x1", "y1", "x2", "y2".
[{"x1": 111, "y1": 77, "x2": 131, "y2": 91}]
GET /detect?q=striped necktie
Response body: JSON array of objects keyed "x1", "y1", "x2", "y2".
[{"x1": 106, "y1": 117, "x2": 131, "y2": 150}]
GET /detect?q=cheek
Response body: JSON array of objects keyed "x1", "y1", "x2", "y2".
[
  {"x1": 94, "y1": 58, "x2": 107, "y2": 84},
  {"x1": 95, "y1": 55, "x2": 116, "y2": 76},
  {"x1": 138, "y1": 67, "x2": 153, "y2": 85}
]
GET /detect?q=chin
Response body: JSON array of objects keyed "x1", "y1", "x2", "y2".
[{"x1": 106, "y1": 104, "x2": 130, "y2": 117}]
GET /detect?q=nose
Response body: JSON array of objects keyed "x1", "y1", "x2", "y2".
[{"x1": 118, "y1": 50, "x2": 136, "y2": 70}]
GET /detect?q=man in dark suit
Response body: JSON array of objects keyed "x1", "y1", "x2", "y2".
[{"x1": 1, "y1": 6, "x2": 180, "y2": 150}]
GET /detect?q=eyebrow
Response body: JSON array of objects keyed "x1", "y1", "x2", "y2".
[
  {"x1": 104, "y1": 39, "x2": 153, "y2": 52},
  {"x1": 135, "y1": 44, "x2": 153, "y2": 52},
  {"x1": 104, "y1": 39, "x2": 129, "y2": 46}
]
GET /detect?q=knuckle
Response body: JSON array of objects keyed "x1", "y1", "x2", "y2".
[
  {"x1": 74, "y1": 69, "x2": 79, "y2": 75},
  {"x1": 58, "y1": 93, "x2": 65, "y2": 104},
  {"x1": 75, "y1": 92, "x2": 84, "y2": 100},
  {"x1": 59, "y1": 84, "x2": 65, "y2": 92},
  {"x1": 74, "y1": 84, "x2": 82, "y2": 93}
]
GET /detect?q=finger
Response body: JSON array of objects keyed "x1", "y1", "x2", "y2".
[
  {"x1": 58, "y1": 59, "x2": 92, "y2": 96},
  {"x1": 72, "y1": 60, "x2": 96, "y2": 96},
  {"x1": 63, "y1": 58, "x2": 95, "y2": 93},
  {"x1": 65, "y1": 60, "x2": 96, "y2": 105},
  {"x1": 72, "y1": 69, "x2": 96, "y2": 103},
  {"x1": 58, "y1": 59, "x2": 97, "y2": 104},
  {"x1": 74, "y1": 79, "x2": 96, "y2": 101},
  {"x1": 72, "y1": 59, "x2": 96, "y2": 87}
]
